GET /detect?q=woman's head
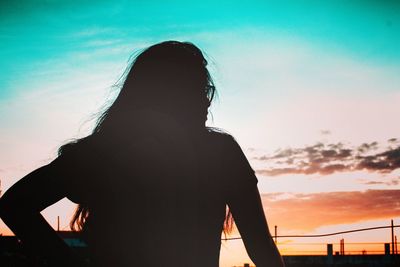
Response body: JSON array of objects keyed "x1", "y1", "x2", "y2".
[{"x1": 95, "y1": 41, "x2": 216, "y2": 133}]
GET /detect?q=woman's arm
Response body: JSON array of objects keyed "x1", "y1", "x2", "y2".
[
  {"x1": 228, "y1": 184, "x2": 285, "y2": 267},
  {"x1": 221, "y1": 134, "x2": 284, "y2": 267},
  {"x1": 0, "y1": 160, "x2": 84, "y2": 267}
]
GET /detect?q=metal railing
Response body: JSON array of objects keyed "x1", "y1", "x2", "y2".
[{"x1": 222, "y1": 220, "x2": 399, "y2": 255}]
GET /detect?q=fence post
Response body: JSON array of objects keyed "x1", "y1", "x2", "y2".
[
  {"x1": 327, "y1": 244, "x2": 333, "y2": 264},
  {"x1": 340, "y1": 239, "x2": 345, "y2": 255},
  {"x1": 385, "y1": 243, "x2": 390, "y2": 255},
  {"x1": 384, "y1": 243, "x2": 391, "y2": 263}
]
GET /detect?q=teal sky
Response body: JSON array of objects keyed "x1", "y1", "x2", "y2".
[
  {"x1": 1, "y1": 0, "x2": 400, "y2": 99},
  {"x1": 1, "y1": 0, "x2": 400, "y2": 181}
]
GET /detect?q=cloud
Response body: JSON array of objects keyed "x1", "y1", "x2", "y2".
[
  {"x1": 361, "y1": 177, "x2": 400, "y2": 186},
  {"x1": 357, "y1": 142, "x2": 378, "y2": 153},
  {"x1": 255, "y1": 140, "x2": 400, "y2": 176},
  {"x1": 262, "y1": 190, "x2": 400, "y2": 231},
  {"x1": 356, "y1": 146, "x2": 400, "y2": 173}
]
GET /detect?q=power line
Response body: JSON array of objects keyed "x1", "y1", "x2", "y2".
[{"x1": 222, "y1": 224, "x2": 400, "y2": 241}]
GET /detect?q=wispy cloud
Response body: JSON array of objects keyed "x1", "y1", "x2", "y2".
[
  {"x1": 70, "y1": 27, "x2": 121, "y2": 38},
  {"x1": 255, "y1": 139, "x2": 400, "y2": 176},
  {"x1": 262, "y1": 189, "x2": 400, "y2": 231},
  {"x1": 361, "y1": 177, "x2": 400, "y2": 186},
  {"x1": 320, "y1": 130, "x2": 331, "y2": 136}
]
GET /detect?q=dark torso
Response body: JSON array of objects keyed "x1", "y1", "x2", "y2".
[{"x1": 66, "y1": 129, "x2": 232, "y2": 267}]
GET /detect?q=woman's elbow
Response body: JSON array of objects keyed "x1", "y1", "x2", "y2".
[
  {"x1": 0, "y1": 192, "x2": 28, "y2": 223},
  {"x1": 0, "y1": 194, "x2": 15, "y2": 221}
]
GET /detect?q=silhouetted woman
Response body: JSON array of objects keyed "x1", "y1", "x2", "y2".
[{"x1": 0, "y1": 41, "x2": 284, "y2": 267}]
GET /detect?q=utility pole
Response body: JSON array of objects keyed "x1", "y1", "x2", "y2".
[{"x1": 391, "y1": 219, "x2": 395, "y2": 254}]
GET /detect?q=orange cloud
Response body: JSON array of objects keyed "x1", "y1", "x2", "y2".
[{"x1": 261, "y1": 190, "x2": 400, "y2": 232}]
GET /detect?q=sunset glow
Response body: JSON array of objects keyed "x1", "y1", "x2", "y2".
[{"x1": 1, "y1": 1, "x2": 399, "y2": 266}]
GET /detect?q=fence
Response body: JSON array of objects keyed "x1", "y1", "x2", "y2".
[{"x1": 222, "y1": 219, "x2": 400, "y2": 256}]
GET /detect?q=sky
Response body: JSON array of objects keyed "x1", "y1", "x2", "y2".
[{"x1": 1, "y1": 0, "x2": 399, "y2": 266}]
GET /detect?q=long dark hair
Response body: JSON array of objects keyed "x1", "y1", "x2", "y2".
[{"x1": 59, "y1": 41, "x2": 234, "y2": 234}]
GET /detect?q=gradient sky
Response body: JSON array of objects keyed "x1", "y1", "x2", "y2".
[{"x1": 1, "y1": 1, "x2": 399, "y2": 266}]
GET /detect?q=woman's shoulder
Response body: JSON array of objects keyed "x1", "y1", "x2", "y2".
[
  {"x1": 206, "y1": 127, "x2": 258, "y2": 188},
  {"x1": 58, "y1": 134, "x2": 101, "y2": 159},
  {"x1": 206, "y1": 127, "x2": 235, "y2": 142},
  {"x1": 205, "y1": 127, "x2": 242, "y2": 150},
  {"x1": 55, "y1": 135, "x2": 105, "y2": 203}
]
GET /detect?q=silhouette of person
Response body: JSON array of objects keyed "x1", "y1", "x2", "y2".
[{"x1": 0, "y1": 41, "x2": 284, "y2": 267}]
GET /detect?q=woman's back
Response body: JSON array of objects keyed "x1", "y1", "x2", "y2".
[{"x1": 60, "y1": 112, "x2": 253, "y2": 266}]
